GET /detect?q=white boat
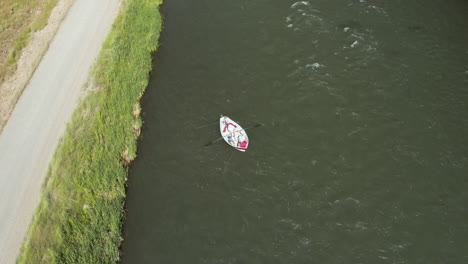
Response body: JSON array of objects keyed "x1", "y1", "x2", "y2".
[{"x1": 220, "y1": 115, "x2": 249, "y2": 152}]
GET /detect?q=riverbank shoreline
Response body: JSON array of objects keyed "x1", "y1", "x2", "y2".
[{"x1": 15, "y1": 0, "x2": 162, "y2": 263}]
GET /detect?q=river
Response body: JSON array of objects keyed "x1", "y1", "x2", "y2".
[{"x1": 120, "y1": 0, "x2": 468, "y2": 263}]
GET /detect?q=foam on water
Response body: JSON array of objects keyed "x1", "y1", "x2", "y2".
[{"x1": 291, "y1": 1, "x2": 310, "y2": 9}]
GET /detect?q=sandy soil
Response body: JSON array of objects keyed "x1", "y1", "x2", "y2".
[
  {"x1": 0, "y1": 0, "x2": 75, "y2": 133},
  {"x1": 0, "y1": 0, "x2": 120, "y2": 263}
]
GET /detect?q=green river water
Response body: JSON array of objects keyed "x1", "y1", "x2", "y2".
[{"x1": 121, "y1": 0, "x2": 468, "y2": 263}]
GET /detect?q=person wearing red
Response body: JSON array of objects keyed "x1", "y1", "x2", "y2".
[
  {"x1": 222, "y1": 117, "x2": 238, "y2": 146},
  {"x1": 222, "y1": 119, "x2": 237, "y2": 133},
  {"x1": 237, "y1": 133, "x2": 248, "y2": 150}
]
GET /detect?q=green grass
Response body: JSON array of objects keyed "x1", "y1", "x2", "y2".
[{"x1": 16, "y1": 0, "x2": 163, "y2": 263}]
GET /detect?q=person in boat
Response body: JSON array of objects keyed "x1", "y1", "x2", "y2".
[
  {"x1": 237, "y1": 133, "x2": 248, "y2": 150},
  {"x1": 222, "y1": 117, "x2": 238, "y2": 145},
  {"x1": 227, "y1": 136, "x2": 235, "y2": 146},
  {"x1": 222, "y1": 118, "x2": 237, "y2": 134}
]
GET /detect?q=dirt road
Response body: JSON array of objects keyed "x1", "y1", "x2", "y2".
[{"x1": 0, "y1": 0, "x2": 120, "y2": 262}]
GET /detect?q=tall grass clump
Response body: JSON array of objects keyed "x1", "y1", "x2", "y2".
[{"x1": 16, "y1": 0, "x2": 162, "y2": 263}]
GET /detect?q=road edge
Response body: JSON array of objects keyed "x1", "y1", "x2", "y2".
[{"x1": 0, "y1": 0, "x2": 76, "y2": 134}]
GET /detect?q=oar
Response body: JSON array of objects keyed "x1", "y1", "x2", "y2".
[
  {"x1": 204, "y1": 123, "x2": 263, "y2": 147},
  {"x1": 204, "y1": 137, "x2": 224, "y2": 146},
  {"x1": 242, "y1": 123, "x2": 263, "y2": 131},
  {"x1": 195, "y1": 120, "x2": 219, "y2": 129}
]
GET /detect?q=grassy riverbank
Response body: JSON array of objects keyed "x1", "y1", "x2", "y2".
[{"x1": 16, "y1": 0, "x2": 162, "y2": 263}]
